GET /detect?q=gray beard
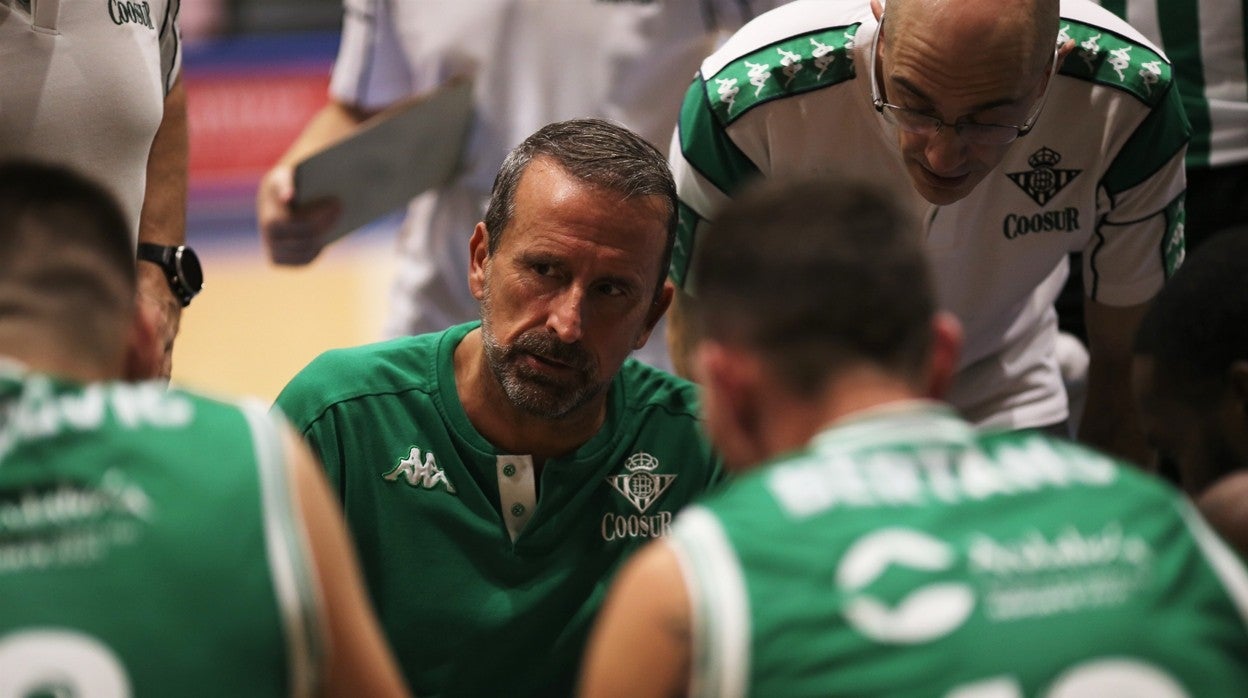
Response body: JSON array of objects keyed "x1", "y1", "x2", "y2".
[{"x1": 479, "y1": 289, "x2": 608, "y2": 420}]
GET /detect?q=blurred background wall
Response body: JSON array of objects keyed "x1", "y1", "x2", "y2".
[{"x1": 176, "y1": 1, "x2": 400, "y2": 402}]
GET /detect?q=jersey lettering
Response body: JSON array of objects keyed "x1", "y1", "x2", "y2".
[
  {"x1": 0, "y1": 629, "x2": 132, "y2": 697},
  {"x1": 768, "y1": 440, "x2": 1118, "y2": 517}
]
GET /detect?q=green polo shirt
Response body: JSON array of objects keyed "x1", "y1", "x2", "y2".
[{"x1": 276, "y1": 321, "x2": 721, "y2": 696}]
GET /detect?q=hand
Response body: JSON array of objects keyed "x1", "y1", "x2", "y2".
[
  {"x1": 135, "y1": 262, "x2": 182, "y2": 380},
  {"x1": 257, "y1": 165, "x2": 343, "y2": 265}
]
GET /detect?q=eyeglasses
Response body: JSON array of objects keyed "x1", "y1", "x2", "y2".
[{"x1": 869, "y1": 13, "x2": 1059, "y2": 146}]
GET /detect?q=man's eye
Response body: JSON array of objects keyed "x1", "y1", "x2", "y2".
[
  {"x1": 596, "y1": 282, "x2": 626, "y2": 298},
  {"x1": 532, "y1": 263, "x2": 555, "y2": 277}
]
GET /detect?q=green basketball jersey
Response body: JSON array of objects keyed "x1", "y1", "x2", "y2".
[
  {"x1": 0, "y1": 368, "x2": 321, "y2": 697},
  {"x1": 670, "y1": 403, "x2": 1248, "y2": 697},
  {"x1": 275, "y1": 321, "x2": 722, "y2": 697}
]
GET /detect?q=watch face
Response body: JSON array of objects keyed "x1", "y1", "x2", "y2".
[{"x1": 174, "y1": 247, "x2": 204, "y2": 295}]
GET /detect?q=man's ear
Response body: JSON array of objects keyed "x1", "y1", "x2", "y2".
[
  {"x1": 468, "y1": 223, "x2": 490, "y2": 302},
  {"x1": 924, "y1": 311, "x2": 963, "y2": 400},
  {"x1": 123, "y1": 301, "x2": 161, "y2": 381},
  {"x1": 634, "y1": 280, "x2": 675, "y2": 351},
  {"x1": 693, "y1": 340, "x2": 766, "y2": 471}
]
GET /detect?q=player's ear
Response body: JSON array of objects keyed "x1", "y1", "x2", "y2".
[
  {"x1": 924, "y1": 312, "x2": 963, "y2": 401},
  {"x1": 694, "y1": 339, "x2": 768, "y2": 469},
  {"x1": 123, "y1": 300, "x2": 161, "y2": 381},
  {"x1": 634, "y1": 280, "x2": 674, "y2": 351}
]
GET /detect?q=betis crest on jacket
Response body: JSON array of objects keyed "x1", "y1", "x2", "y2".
[{"x1": 607, "y1": 452, "x2": 675, "y2": 514}]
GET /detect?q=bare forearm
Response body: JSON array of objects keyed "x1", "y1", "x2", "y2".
[
  {"x1": 1078, "y1": 359, "x2": 1150, "y2": 467},
  {"x1": 135, "y1": 78, "x2": 190, "y2": 379},
  {"x1": 1079, "y1": 299, "x2": 1152, "y2": 467},
  {"x1": 138, "y1": 77, "x2": 188, "y2": 247},
  {"x1": 277, "y1": 100, "x2": 376, "y2": 167}
]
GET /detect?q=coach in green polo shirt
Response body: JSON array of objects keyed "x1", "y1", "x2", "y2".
[{"x1": 276, "y1": 118, "x2": 720, "y2": 696}]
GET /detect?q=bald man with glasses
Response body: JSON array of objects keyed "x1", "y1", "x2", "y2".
[{"x1": 667, "y1": 0, "x2": 1189, "y2": 466}]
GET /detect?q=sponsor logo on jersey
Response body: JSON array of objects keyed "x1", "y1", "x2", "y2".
[
  {"x1": 810, "y1": 36, "x2": 838, "y2": 78},
  {"x1": 1058, "y1": 20, "x2": 1171, "y2": 106},
  {"x1": 969, "y1": 522, "x2": 1154, "y2": 622},
  {"x1": 0, "y1": 470, "x2": 151, "y2": 574},
  {"x1": 1108, "y1": 46, "x2": 1132, "y2": 82},
  {"x1": 837, "y1": 528, "x2": 976, "y2": 644},
  {"x1": 744, "y1": 60, "x2": 771, "y2": 97},
  {"x1": 835, "y1": 521, "x2": 1154, "y2": 643},
  {"x1": 1002, "y1": 147, "x2": 1083, "y2": 239},
  {"x1": 602, "y1": 452, "x2": 676, "y2": 541},
  {"x1": 777, "y1": 47, "x2": 803, "y2": 87},
  {"x1": 709, "y1": 24, "x2": 858, "y2": 124},
  {"x1": 383, "y1": 446, "x2": 456, "y2": 494},
  {"x1": 601, "y1": 510, "x2": 672, "y2": 542},
  {"x1": 1138, "y1": 60, "x2": 1163, "y2": 96},
  {"x1": 715, "y1": 77, "x2": 740, "y2": 110},
  {"x1": 108, "y1": 0, "x2": 155, "y2": 29},
  {"x1": 1074, "y1": 30, "x2": 1102, "y2": 73}
]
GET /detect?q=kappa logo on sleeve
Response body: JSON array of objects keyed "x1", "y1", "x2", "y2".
[{"x1": 383, "y1": 446, "x2": 457, "y2": 494}]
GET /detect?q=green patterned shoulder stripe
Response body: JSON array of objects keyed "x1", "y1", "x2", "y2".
[
  {"x1": 706, "y1": 23, "x2": 862, "y2": 125},
  {"x1": 1057, "y1": 19, "x2": 1171, "y2": 107}
]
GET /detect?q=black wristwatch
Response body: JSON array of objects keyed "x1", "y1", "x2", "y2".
[{"x1": 137, "y1": 243, "x2": 204, "y2": 307}]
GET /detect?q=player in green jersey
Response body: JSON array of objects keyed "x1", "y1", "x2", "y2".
[
  {"x1": 581, "y1": 176, "x2": 1248, "y2": 698},
  {"x1": 276, "y1": 118, "x2": 722, "y2": 696},
  {"x1": 1133, "y1": 227, "x2": 1248, "y2": 557},
  {"x1": 0, "y1": 161, "x2": 407, "y2": 697}
]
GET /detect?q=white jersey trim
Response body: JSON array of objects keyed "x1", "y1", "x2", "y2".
[
  {"x1": 1178, "y1": 499, "x2": 1248, "y2": 632},
  {"x1": 670, "y1": 506, "x2": 751, "y2": 698},
  {"x1": 245, "y1": 401, "x2": 322, "y2": 698}
]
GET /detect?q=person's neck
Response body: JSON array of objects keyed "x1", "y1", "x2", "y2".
[
  {"x1": 454, "y1": 329, "x2": 608, "y2": 468},
  {"x1": 758, "y1": 370, "x2": 924, "y2": 461},
  {"x1": 0, "y1": 330, "x2": 116, "y2": 384}
]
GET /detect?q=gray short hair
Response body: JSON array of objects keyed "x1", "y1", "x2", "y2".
[
  {"x1": 691, "y1": 176, "x2": 933, "y2": 395},
  {"x1": 482, "y1": 118, "x2": 677, "y2": 301}
]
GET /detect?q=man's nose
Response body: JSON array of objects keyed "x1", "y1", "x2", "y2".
[
  {"x1": 924, "y1": 124, "x2": 970, "y2": 174},
  {"x1": 546, "y1": 286, "x2": 586, "y2": 344}
]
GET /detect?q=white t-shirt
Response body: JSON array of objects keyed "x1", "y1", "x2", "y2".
[
  {"x1": 329, "y1": 0, "x2": 786, "y2": 367},
  {"x1": 671, "y1": 0, "x2": 1188, "y2": 429},
  {"x1": 0, "y1": 0, "x2": 182, "y2": 241}
]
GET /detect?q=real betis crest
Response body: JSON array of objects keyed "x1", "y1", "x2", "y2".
[
  {"x1": 607, "y1": 452, "x2": 676, "y2": 514},
  {"x1": 1007, "y1": 147, "x2": 1080, "y2": 207}
]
